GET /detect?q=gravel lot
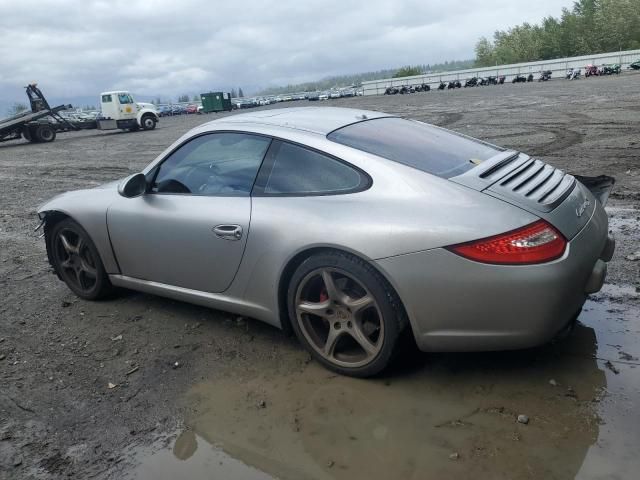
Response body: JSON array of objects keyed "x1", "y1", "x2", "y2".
[{"x1": 1, "y1": 74, "x2": 639, "y2": 479}]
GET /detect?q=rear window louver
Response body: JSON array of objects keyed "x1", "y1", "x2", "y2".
[{"x1": 489, "y1": 157, "x2": 576, "y2": 210}]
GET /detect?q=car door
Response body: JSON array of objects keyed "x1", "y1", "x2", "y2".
[
  {"x1": 107, "y1": 132, "x2": 271, "y2": 293},
  {"x1": 116, "y1": 92, "x2": 137, "y2": 120}
]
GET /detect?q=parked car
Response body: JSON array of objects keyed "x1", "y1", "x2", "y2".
[
  {"x1": 158, "y1": 105, "x2": 172, "y2": 117},
  {"x1": 307, "y1": 92, "x2": 321, "y2": 101},
  {"x1": 186, "y1": 104, "x2": 198, "y2": 114},
  {"x1": 171, "y1": 105, "x2": 186, "y2": 115},
  {"x1": 235, "y1": 100, "x2": 254, "y2": 109},
  {"x1": 36, "y1": 107, "x2": 615, "y2": 377},
  {"x1": 330, "y1": 91, "x2": 341, "y2": 99},
  {"x1": 630, "y1": 60, "x2": 640, "y2": 70},
  {"x1": 319, "y1": 92, "x2": 329, "y2": 100}
]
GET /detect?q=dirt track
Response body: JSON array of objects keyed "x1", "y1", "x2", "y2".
[{"x1": 1, "y1": 74, "x2": 639, "y2": 479}]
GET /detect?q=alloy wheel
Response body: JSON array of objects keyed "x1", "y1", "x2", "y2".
[
  {"x1": 295, "y1": 267, "x2": 384, "y2": 368},
  {"x1": 53, "y1": 228, "x2": 98, "y2": 294}
]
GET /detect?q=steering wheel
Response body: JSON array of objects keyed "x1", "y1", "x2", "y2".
[{"x1": 183, "y1": 163, "x2": 221, "y2": 193}]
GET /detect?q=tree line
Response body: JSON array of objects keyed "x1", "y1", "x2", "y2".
[{"x1": 475, "y1": 0, "x2": 640, "y2": 67}]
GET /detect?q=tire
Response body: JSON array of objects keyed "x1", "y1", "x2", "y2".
[
  {"x1": 141, "y1": 114, "x2": 156, "y2": 131},
  {"x1": 48, "y1": 218, "x2": 113, "y2": 300},
  {"x1": 287, "y1": 251, "x2": 406, "y2": 377},
  {"x1": 35, "y1": 124, "x2": 56, "y2": 143}
]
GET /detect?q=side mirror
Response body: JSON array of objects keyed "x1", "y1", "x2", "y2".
[{"x1": 118, "y1": 173, "x2": 147, "y2": 198}]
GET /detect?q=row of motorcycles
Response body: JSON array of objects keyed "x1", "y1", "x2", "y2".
[
  {"x1": 385, "y1": 76, "x2": 508, "y2": 94},
  {"x1": 384, "y1": 61, "x2": 638, "y2": 95},
  {"x1": 384, "y1": 84, "x2": 432, "y2": 94}
]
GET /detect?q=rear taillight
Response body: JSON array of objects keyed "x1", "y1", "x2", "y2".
[{"x1": 447, "y1": 220, "x2": 566, "y2": 265}]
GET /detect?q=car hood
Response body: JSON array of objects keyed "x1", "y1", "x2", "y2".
[{"x1": 94, "y1": 179, "x2": 121, "y2": 190}]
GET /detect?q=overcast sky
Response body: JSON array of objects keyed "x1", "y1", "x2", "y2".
[{"x1": 0, "y1": 0, "x2": 574, "y2": 103}]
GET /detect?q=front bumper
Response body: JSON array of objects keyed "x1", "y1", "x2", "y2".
[{"x1": 376, "y1": 203, "x2": 612, "y2": 352}]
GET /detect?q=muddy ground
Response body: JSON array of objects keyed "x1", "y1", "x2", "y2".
[{"x1": 1, "y1": 74, "x2": 639, "y2": 479}]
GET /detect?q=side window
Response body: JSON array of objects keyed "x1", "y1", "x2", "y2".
[
  {"x1": 152, "y1": 133, "x2": 271, "y2": 196},
  {"x1": 118, "y1": 93, "x2": 133, "y2": 104},
  {"x1": 101, "y1": 95, "x2": 112, "y2": 103},
  {"x1": 262, "y1": 141, "x2": 366, "y2": 195}
]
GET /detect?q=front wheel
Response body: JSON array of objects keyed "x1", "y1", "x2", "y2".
[
  {"x1": 141, "y1": 114, "x2": 157, "y2": 131},
  {"x1": 287, "y1": 252, "x2": 406, "y2": 377},
  {"x1": 49, "y1": 218, "x2": 113, "y2": 300}
]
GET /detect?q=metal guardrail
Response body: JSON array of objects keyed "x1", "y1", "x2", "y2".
[{"x1": 362, "y1": 49, "x2": 640, "y2": 95}]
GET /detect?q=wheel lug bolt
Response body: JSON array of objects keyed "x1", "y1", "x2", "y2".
[{"x1": 333, "y1": 322, "x2": 341, "y2": 330}]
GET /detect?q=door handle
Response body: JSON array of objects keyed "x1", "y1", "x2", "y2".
[{"x1": 212, "y1": 224, "x2": 243, "y2": 241}]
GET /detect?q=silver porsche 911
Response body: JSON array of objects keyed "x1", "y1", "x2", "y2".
[{"x1": 37, "y1": 107, "x2": 615, "y2": 377}]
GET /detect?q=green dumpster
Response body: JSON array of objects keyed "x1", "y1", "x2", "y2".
[{"x1": 200, "y1": 92, "x2": 232, "y2": 113}]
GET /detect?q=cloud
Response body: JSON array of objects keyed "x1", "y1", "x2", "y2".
[{"x1": 0, "y1": 0, "x2": 573, "y2": 101}]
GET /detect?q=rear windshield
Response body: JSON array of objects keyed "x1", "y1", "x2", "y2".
[{"x1": 327, "y1": 117, "x2": 503, "y2": 179}]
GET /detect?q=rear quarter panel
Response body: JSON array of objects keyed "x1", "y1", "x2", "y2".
[{"x1": 234, "y1": 139, "x2": 539, "y2": 325}]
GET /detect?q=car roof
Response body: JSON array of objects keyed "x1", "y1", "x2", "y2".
[{"x1": 202, "y1": 107, "x2": 393, "y2": 135}]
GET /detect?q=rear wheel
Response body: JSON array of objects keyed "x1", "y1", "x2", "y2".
[
  {"x1": 141, "y1": 114, "x2": 156, "y2": 131},
  {"x1": 49, "y1": 218, "x2": 113, "y2": 300},
  {"x1": 288, "y1": 252, "x2": 406, "y2": 377},
  {"x1": 35, "y1": 124, "x2": 56, "y2": 142}
]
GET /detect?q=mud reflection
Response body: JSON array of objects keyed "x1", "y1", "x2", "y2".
[
  {"x1": 127, "y1": 294, "x2": 640, "y2": 479},
  {"x1": 127, "y1": 430, "x2": 275, "y2": 480},
  {"x1": 183, "y1": 309, "x2": 613, "y2": 479}
]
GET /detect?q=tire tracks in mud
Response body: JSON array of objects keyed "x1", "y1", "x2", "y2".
[
  {"x1": 526, "y1": 127, "x2": 585, "y2": 155},
  {"x1": 438, "y1": 112, "x2": 464, "y2": 126},
  {"x1": 410, "y1": 111, "x2": 463, "y2": 127},
  {"x1": 485, "y1": 124, "x2": 585, "y2": 155}
]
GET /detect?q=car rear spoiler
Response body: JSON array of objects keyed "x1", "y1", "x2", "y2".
[{"x1": 574, "y1": 175, "x2": 615, "y2": 206}]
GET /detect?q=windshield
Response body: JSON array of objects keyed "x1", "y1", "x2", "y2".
[
  {"x1": 327, "y1": 117, "x2": 503, "y2": 179},
  {"x1": 118, "y1": 93, "x2": 134, "y2": 104}
]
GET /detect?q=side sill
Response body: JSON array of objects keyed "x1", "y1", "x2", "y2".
[{"x1": 109, "y1": 275, "x2": 279, "y2": 328}]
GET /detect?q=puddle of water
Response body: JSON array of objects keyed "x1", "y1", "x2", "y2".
[
  {"x1": 125, "y1": 430, "x2": 275, "y2": 480},
  {"x1": 575, "y1": 298, "x2": 640, "y2": 479},
  {"x1": 125, "y1": 293, "x2": 640, "y2": 480}
]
